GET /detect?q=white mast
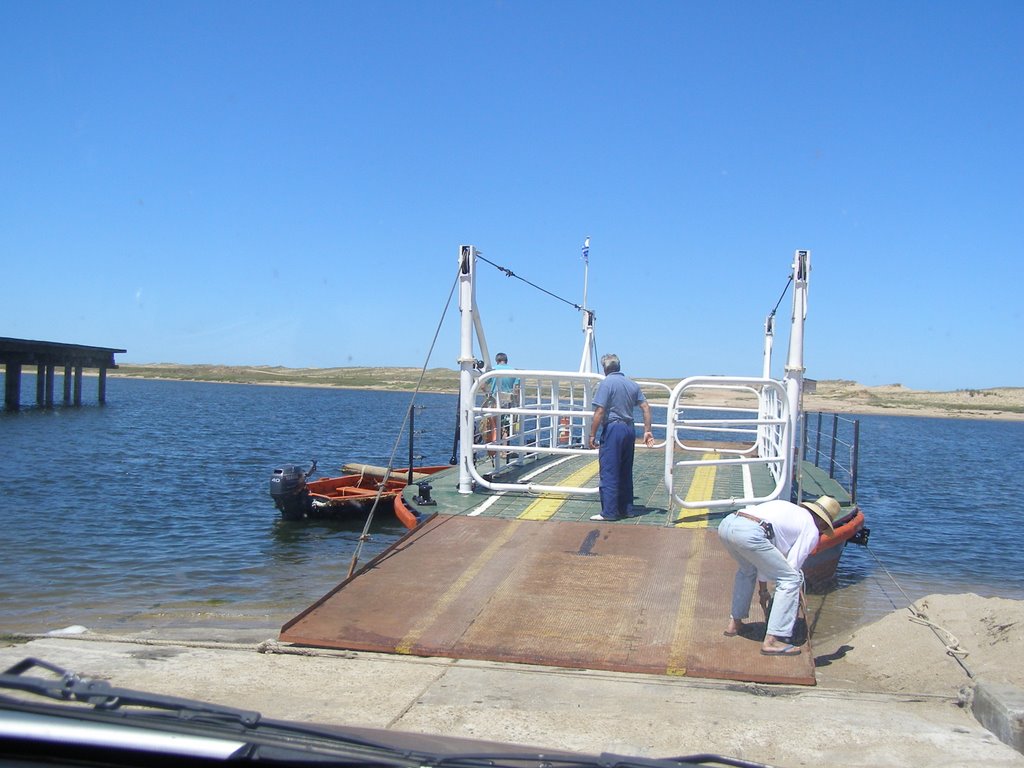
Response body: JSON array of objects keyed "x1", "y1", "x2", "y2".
[
  {"x1": 457, "y1": 245, "x2": 480, "y2": 494},
  {"x1": 782, "y1": 249, "x2": 811, "y2": 500},
  {"x1": 762, "y1": 311, "x2": 775, "y2": 379},
  {"x1": 578, "y1": 237, "x2": 598, "y2": 374}
]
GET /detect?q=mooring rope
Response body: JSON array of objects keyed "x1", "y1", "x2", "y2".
[
  {"x1": 346, "y1": 263, "x2": 462, "y2": 578},
  {"x1": 861, "y1": 543, "x2": 973, "y2": 673}
]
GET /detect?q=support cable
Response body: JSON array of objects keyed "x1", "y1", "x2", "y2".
[
  {"x1": 766, "y1": 274, "x2": 794, "y2": 322},
  {"x1": 346, "y1": 264, "x2": 462, "y2": 578},
  {"x1": 477, "y1": 254, "x2": 582, "y2": 311}
]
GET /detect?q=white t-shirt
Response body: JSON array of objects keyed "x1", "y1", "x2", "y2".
[{"x1": 740, "y1": 498, "x2": 821, "y2": 574}]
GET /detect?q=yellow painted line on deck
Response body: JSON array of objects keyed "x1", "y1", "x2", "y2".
[
  {"x1": 518, "y1": 460, "x2": 600, "y2": 520},
  {"x1": 674, "y1": 453, "x2": 719, "y2": 528},
  {"x1": 667, "y1": 453, "x2": 718, "y2": 671},
  {"x1": 665, "y1": 528, "x2": 707, "y2": 675},
  {"x1": 395, "y1": 519, "x2": 523, "y2": 654}
]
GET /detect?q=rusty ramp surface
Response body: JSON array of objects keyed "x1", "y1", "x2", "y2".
[{"x1": 280, "y1": 516, "x2": 816, "y2": 685}]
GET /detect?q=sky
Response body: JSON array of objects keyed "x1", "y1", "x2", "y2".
[{"x1": 2, "y1": 1, "x2": 1022, "y2": 391}]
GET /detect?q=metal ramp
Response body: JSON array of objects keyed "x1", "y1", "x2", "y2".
[{"x1": 280, "y1": 515, "x2": 816, "y2": 686}]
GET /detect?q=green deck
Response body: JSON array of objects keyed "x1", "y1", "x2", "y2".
[{"x1": 407, "y1": 443, "x2": 851, "y2": 526}]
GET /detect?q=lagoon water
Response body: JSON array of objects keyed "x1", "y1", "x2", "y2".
[{"x1": 2, "y1": 376, "x2": 1023, "y2": 639}]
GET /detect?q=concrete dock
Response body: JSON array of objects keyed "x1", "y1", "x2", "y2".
[{"x1": 2, "y1": 631, "x2": 1020, "y2": 767}]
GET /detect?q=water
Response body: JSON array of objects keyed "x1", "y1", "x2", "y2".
[
  {"x1": 2, "y1": 378, "x2": 1023, "y2": 638},
  {"x1": 1, "y1": 378, "x2": 458, "y2": 636}
]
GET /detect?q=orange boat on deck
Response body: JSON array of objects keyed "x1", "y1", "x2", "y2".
[{"x1": 270, "y1": 462, "x2": 448, "y2": 525}]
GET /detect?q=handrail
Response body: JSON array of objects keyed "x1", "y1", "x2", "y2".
[
  {"x1": 465, "y1": 369, "x2": 603, "y2": 494},
  {"x1": 664, "y1": 376, "x2": 791, "y2": 512},
  {"x1": 463, "y1": 372, "x2": 672, "y2": 495},
  {"x1": 802, "y1": 412, "x2": 860, "y2": 503}
]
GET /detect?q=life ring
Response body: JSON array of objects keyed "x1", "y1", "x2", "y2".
[{"x1": 558, "y1": 416, "x2": 570, "y2": 445}]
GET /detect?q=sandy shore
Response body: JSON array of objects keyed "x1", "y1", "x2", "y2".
[
  {"x1": 3, "y1": 592, "x2": 1022, "y2": 766},
  {"x1": 109, "y1": 366, "x2": 1024, "y2": 421}
]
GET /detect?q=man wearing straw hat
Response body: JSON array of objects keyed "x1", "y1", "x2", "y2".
[{"x1": 718, "y1": 495, "x2": 841, "y2": 656}]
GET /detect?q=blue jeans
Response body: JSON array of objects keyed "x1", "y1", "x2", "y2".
[
  {"x1": 718, "y1": 513, "x2": 804, "y2": 638},
  {"x1": 598, "y1": 421, "x2": 635, "y2": 519}
]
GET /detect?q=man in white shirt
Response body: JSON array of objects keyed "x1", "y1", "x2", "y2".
[{"x1": 718, "y1": 495, "x2": 840, "y2": 656}]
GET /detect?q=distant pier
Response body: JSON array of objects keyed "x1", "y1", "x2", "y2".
[{"x1": 1, "y1": 338, "x2": 126, "y2": 411}]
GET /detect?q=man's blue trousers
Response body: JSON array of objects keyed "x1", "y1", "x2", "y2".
[{"x1": 598, "y1": 421, "x2": 635, "y2": 519}]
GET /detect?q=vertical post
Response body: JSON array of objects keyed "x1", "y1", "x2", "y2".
[
  {"x1": 850, "y1": 419, "x2": 860, "y2": 503},
  {"x1": 36, "y1": 364, "x2": 45, "y2": 406},
  {"x1": 63, "y1": 364, "x2": 72, "y2": 404},
  {"x1": 74, "y1": 365, "x2": 83, "y2": 405},
  {"x1": 407, "y1": 404, "x2": 415, "y2": 488},
  {"x1": 828, "y1": 414, "x2": 839, "y2": 478},
  {"x1": 814, "y1": 412, "x2": 823, "y2": 467},
  {"x1": 801, "y1": 415, "x2": 808, "y2": 468},
  {"x1": 98, "y1": 367, "x2": 108, "y2": 404},
  {"x1": 4, "y1": 362, "x2": 22, "y2": 410},
  {"x1": 457, "y1": 245, "x2": 478, "y2": 494},
  {"x1": 761, "y1": 313, "x2": 774, "y2": 379},
  {"x1": 782, "y1": 250, "x2": 811, "y2": 501},
  {"x1": 45, "y1": 365, "x2": 55, "y2": 407}
]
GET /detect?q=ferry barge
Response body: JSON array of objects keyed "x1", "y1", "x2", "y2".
[{"x1": 280, "y1": 245, "x2": 866, "y2": 686}]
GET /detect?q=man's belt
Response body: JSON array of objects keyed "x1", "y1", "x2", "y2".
[{"x1": 735, "y1": 510, "x2": 775, "y2": 541}]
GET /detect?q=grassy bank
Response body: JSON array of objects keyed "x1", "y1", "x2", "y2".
[{"x1": 111, "y1": 364, "x2": 1024, "y2": 420}]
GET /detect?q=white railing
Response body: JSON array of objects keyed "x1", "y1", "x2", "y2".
[
  {"x1": 465, "y1": 370, "x2": 601, "y2": 494},
  {"x1": 664, "y1": 376, "x2": 791, "y2": 511},
  {"x1": 464, "y1": 372, "x2": 672, "y2": 495}
]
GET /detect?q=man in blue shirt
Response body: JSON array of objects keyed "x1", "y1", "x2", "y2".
[
  {"x1": 587, "y1": 353, "x2": 653, "y2": 521},
  {"x1": 488, "y1": 352, "x2": 520, "y2": 406},
  {"x1": 487, "y1": 352, "x2": 520, "y2": 442}
]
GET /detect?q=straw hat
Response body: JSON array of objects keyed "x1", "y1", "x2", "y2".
[{"x1": 801, "y1": 495, "x2": 841, "y2": 532}]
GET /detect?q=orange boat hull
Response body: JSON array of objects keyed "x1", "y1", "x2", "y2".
[
  {"x1": 802, "y1": 508, "x2": 866, "y2": 588},
  {"x1": 304, "y1": 466, "x2": 448, "y2": 523}
]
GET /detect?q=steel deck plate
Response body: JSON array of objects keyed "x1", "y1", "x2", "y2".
[{"x1": 280, "y1": 514, "x2": 816, "y2": 685}]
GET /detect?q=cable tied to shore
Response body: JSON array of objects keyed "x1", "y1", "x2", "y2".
[
  {"x1": 346, "y1": 262, "x2": 462, "y2": 578},
  {"x1": 862, "y1": 542, "x2": 972, "y2": 670}
]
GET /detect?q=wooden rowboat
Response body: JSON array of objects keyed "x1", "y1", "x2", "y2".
[{"x1": 270, "y1": 462, "x2": 448, "y2": 525}]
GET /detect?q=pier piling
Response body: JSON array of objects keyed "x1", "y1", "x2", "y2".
[{"x1": 1, "y1": 338, "x2": 125, "y2": 411}]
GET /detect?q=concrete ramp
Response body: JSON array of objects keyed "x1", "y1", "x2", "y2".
[{"x1": 280, "y1": 516, "x2": 816, "y2": 685}]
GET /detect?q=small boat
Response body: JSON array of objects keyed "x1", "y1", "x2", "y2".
[{"x1": 269, "y1": 461, "x2": 447, "y2": 525}]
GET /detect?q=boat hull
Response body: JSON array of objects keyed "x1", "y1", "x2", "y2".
[
  {"x1": 802, "y1": 508, "x2": 866, "y2": 588},
  {"x1": 279, "y1": 466, "x2": 448, "y2": 523}
]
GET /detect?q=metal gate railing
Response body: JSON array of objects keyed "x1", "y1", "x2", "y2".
[{"x1": 664, "y1": 376, "x2": 791, "y2": 511}]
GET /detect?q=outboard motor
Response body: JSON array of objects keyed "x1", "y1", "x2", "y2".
[{"x1": 270, "y1": 460, "x2": 316, "y2": 520}]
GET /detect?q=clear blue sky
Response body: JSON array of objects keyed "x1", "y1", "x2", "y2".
[{"x1": 3, "y1": 1, "x2": 1021, "y2": 391}]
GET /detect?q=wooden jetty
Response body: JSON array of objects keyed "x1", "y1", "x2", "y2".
[{"x1": 1, "y1": 337, "x2": 126, "y2": 411}]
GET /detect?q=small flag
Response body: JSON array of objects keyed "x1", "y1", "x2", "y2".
[{"x1": 582, "y1": 236, "x2": 590, "y2": 264}]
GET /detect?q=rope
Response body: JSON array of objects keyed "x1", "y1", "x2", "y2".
[
  {"x1": 346, "y1": 263, "x2": 462, "y2": 578},
  {"x1": 477, "y1": 254, "x2": 582, "y2": 311},
  {"x1": 862, "y1": 543, "x2": 973, "y2": 673}
]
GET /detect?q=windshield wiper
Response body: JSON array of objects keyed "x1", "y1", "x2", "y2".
[{"x1": 0, "y1": 657, "x2": 261, "y2": 727}]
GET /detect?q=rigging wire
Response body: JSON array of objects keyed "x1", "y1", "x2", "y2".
[
  {"x1": 477, "y1": 254, "x2": 583, "y2": 312},
  {"x1": 346, "y1": 264, "x2": 462, "y2": 578},
  {"x1": 767, "y1": 274, "x2": 793, "y2": 321}
]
